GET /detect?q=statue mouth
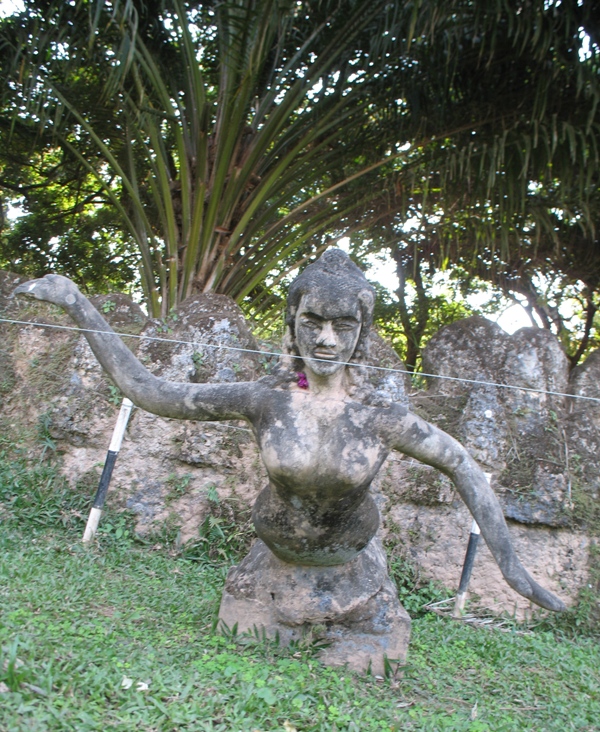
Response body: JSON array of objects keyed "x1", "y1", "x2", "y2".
[{"x1": 313, "y1": 350, "x2": 337, "y2": 360}]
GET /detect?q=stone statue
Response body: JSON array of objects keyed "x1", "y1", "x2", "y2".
[{"x1": 14, "y1": 249, "x2": 564, "y2": 672}]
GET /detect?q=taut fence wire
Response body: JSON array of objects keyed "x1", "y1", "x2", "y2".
[{"x1": 1, "y1": 316, "x2": 599, "y2": 405}]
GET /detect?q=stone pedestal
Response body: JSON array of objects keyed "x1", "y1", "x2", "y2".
[{"x1": 218, "y1": 538, "x2": 411, "y2": 675}]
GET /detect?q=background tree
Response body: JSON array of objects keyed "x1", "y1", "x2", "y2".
[
  {"x1": 1, "y1": 0, "x2": 599, "y2": 366},
  {"x1": 346, "y1": 0, "x2": 600, "y2": 367},
  {"x1": 1, "y1": 0, "x2": 411, "y2": 315}
]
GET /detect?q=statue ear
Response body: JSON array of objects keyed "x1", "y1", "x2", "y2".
[
  {"x1": 357, "y1": 288, "x2": 375, "y2": 326},
  {"x1": 286, "y1": 303, "x2": 298, "y2": 336},
  {"x1": 282, "y1": 327, "x2": 299, "y2": 356}
]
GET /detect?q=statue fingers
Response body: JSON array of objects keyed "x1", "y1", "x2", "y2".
[
  {"x1": 526, "y1": 578, "x2": 566, "y2": 612},
  {"x1": 506, "y1": 567, "x2": 566, "y2": 612},
  {"x1": 12, "y1": 274, "x2": 79, "y2": 307},
  {"x1": 12, "y1": 278, "x2": 46, "y2": 299}
]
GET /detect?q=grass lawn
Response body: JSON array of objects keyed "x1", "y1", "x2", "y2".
[{"x1": 1, "y1": 453, "x2": 599, "y2": 731}]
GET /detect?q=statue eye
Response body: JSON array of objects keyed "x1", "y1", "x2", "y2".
[
  {"x1": 299, "y1": 316, "x2": 320, "y2": 329},
  {"x1": 334, "y1": 321, "x2": 358, "y2": 331}
]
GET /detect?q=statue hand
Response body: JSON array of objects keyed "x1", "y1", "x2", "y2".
[
  {"x1": 12, "y1": 274, "x2": 81, "y2": 308},
  {"x1": 506, "y1": 564, "x2": 566, "y2": 612}
]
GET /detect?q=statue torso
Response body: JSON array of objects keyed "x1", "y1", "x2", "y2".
[
  {"x1": 255, "y1": 389, "x2": 389, "y2": 496},
  {"x1": 248, "y1": 385, "x2": 401, "y2": 565}
]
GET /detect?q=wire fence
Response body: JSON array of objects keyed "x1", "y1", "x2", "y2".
[{"x1": 1, "y1": 315, "x2": 599, "y2": 405}]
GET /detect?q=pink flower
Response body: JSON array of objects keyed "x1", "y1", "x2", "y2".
[{"x1": 297, "y1": 372, "x2": 309, "y2": 389}]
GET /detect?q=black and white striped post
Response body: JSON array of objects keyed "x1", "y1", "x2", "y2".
[
  {"x1": 82, "y1": 397, "x2": 134, "y2": 544},
  {"x1": 453, "y1": 472, "x2": 492, "y2": 617}
]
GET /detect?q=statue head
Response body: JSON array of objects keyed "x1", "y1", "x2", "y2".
[{"x1": 285, "y1": 249, "x2": 375, "y2": 371}]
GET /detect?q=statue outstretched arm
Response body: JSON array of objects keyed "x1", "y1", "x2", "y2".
[
  {"x1": 385, "y1": 410, "x2": 565, "y2": 612},
  {"x1": 13, "y1": 275, "x2": 258, "y2": 422}
]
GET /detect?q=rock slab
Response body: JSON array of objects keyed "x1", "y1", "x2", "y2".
[{"x1": 218, "y1": 538, "x2": 411, "y2": 674}]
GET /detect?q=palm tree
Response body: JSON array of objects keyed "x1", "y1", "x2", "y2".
[
  {"x1": 2, "y1": 0, "x2": 408, "y2": 315},
  {"x1": 2, "y1": 0, "x2": 598, "y2": 330}
]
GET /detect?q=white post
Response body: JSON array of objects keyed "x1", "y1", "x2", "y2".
[
  {"x1": 82, "y1": 398, "x2": 133, "y2": 543},
  {"x1": 453, "y1": 472, "x2": 492, "y2": 616}
]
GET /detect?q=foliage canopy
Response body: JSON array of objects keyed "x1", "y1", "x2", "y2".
[{"x1": 0, "y1": 0, "x2": 599, "y2": 364}]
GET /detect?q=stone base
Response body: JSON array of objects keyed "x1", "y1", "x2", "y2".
[{"x1": 218, "y1": 538, "x2": 411, "y2": 675}]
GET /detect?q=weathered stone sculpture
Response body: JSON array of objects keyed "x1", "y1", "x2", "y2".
[{"x1": 14, "y1": 250, "x2": 565, "y2": 673}]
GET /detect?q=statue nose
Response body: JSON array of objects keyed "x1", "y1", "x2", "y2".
[{"x1": 316, "y1": 322, "x2": 336, "y2": 347}]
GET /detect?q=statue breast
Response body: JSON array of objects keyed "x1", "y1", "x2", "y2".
[{"x1": 256, "y1": 392, "x2": 388, "y2": 498}]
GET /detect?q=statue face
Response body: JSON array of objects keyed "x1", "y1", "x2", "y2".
[{"x1": 295, "y1": 292, "x2": 362, "y2": 376}]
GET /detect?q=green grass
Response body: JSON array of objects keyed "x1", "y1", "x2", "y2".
[{"x1": 1, "y1": 451, "x2": 599, "y2": 731}]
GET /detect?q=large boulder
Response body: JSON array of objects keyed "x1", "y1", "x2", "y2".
[
  {"x1": 566, "y1": 351, "x2": 600, "y2": 524},
  {"x1": 0, "y1": 279, "x2": 266, "y2": 542},
  {"x1": 375, "y1": 315, "x2": 597, "y2": 617},
  {"x1": 418, "y1": 316, "x2": 572, "y2": 527}
]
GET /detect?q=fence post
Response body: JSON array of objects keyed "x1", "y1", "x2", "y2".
[
  {"x1": 82, "y1": 398, "x2": 133, "y2": 543},
  {"x1": 453, "y1": 472, "x2": 492, "y2": 616}
]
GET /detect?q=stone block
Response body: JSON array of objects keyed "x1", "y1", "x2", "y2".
[{"x1": 218, "y1": 538, "x2": 411, "y2": 675}]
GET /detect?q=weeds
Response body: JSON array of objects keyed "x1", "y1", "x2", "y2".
[
  {"x1": 107, "y1": 382, "x2": 123, "y2": 406},
  {"x1": 0, "y1": 639, "x2": 29, "y2": 692},
  {"x1": 96, "y1": 511, "x2": 136, "y2": 548},
  {"x1": 384, "y1": 528, "x2": 447, "y2": 617},
  {"x1": 220, "y1": 622, "x2": 333, "y2": 665},
  {"x1": 180, "y1": 486, "x2": 255, "y2": 564},
  {"x1": 36, "y1": 413, "x2": 57, "y2": 462},
  {"x1": 164, "y1": 472, "x2": 192, "y2": 501},
  {"x1": 0, "y1": 448, "x2": 88, "y2": 530}
]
